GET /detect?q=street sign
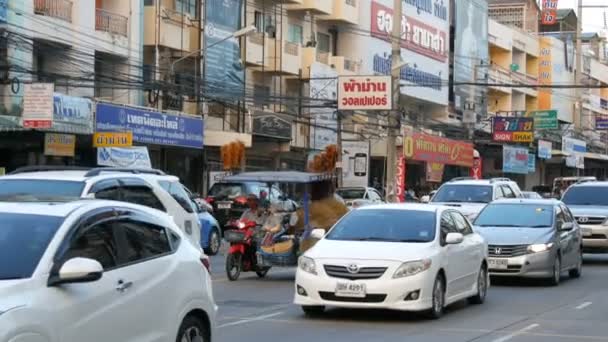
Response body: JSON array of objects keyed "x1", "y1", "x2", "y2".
[
  {"x1": 93, "y1": 132, "x2": 133, "y2": 148},
  {"x1": 527, "y1": 110, "x2": 558, "y2": 130}
]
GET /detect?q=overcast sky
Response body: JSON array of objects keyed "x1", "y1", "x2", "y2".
[{"x1": 556, "y1": 0, "x2": 607, "y2": 33}]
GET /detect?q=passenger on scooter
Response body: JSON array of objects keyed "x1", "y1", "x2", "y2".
[{"x1": 240, "y1": 194, "x2": 266, "y2": 225}]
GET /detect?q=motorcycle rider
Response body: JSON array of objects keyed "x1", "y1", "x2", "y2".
[{"x1": 240, "y1": 194, "x2": 266, "y2": 225}]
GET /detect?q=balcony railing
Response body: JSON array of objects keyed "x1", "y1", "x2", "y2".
[
  {"x1": 96, "y1": 8, "x2": 129, "y2": 37},
  {"x1": 316, "y1": 51, "x2": 330, "y2": 64},
  {"x1": 344, "y1": 58, "x2": 358, "y2": 72},
  {"x1": 284, "y1": 42, "x2": 299, "y2": 56},
  {"x1": 34, "y1": 0, "x2": 73, "y2": 22},
  {"x1": 249, "y1": 32, "x2": 265, "y2": 45}
]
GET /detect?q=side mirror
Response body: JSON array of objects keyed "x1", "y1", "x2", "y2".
[
  {"x1": 420, "y1": 195, "x2": 430, "y2": 203},
  {"x1": 310, "y1": 228, "x2": 326, "y2": 240},
  {"x1": 83, "y1": 192, "x2": 96, "y2": 199},
  {"x1": 49, "y1": 257, "x2": 103, "y2": 286},
  {"x1": 560, "y1": 222, "x2": 574, "y2": 231},
  {"x1": 445, "y1": 232, "x2": 464, "y2": 245}
]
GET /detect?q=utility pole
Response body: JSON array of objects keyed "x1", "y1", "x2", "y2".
[
  {"x1": 386, "y1": 0, "x2": 402, "y2": 202},
  {"x1": 336, "y1": 111, "x2": 343, "y2": 188},
  {"x1": 575, "y1": 0, "x2": 583, "y2": 130}
]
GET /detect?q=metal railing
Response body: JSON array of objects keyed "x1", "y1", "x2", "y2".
[
  {"x1": 96, "y1": 8, "x2": 129, "y2": 37},
  {"x1": 34, "y1": 0, "x2": 73, "y2": 22}
]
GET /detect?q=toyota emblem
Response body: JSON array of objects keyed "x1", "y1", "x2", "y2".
[
  {"x1": 494, "y1": 247, "x2": 502, "y2": 255},
  {"x1": 577, "y1": 217, "x2": 589, "y2": 224},
  {"x1": 347, "y1": 264, "x2": 360, "y2": 274}
]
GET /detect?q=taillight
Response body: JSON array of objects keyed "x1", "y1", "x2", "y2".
[
  {"x1": 205, "y1": 196, "x2": 215, "y2": 204},
  {"x1": 234, "y1": 196, "x2": 248, "y2": 205},
  {"x1": 201, "y1": 255, "x2": 211, "y2": 274}
]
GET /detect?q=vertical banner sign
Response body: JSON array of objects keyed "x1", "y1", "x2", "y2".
[
  {"x1": 539, "y1": 38, "x2": 553, "y2": 109},
  {"x1": 470, "y1": 156, "x2": 482, "y2": 179},
  {"x1": 341, "y1": 141, "x2": 370, "y2": 188},
  {"x1": 310, "y1": 63, "x2": 338, "y2": 150},
  {"x1": 396, "y1": 156, "x2": 406, "y2": 203},
  {"x1": 528, "y1": 154, "x2": 536, "y2": 173},
  {"x1": 538, "y1": 140, "x2": 553, "y2": 159},
  {"x1": 204, "y1": 0, "x2": 244, "y2": 101},
  {"x1": 541, "y1": 0, "x2": 559, "y2": 25},
  {"x1": 503, "y1": 146, "x2": 529, "y2": 175},
  {"x1": 22, "y1": 83, "x2": 54, "y2": 129}
]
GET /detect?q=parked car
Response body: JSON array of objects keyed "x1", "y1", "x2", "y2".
[
  {"x1": 197, "y1": 203, "x2": 222, "y2": 255},
  {"x1": 522, "y1": 191, "x2": 543, "y2": 199},
  {"x1": 473, "y1": 199, "x2": 582, "y2": 285},
  {"x1": 0, "y1": 200, "x2": 217, "y2": 342},
  {"x1": 295, "y1": 204, "x2": 488, "y2": 319},
  {"x1": 336, "y1": 187, "x2": 384, "y2": 209},
  {"x1": 553, "y1": 176, "x2": 596, "y2": 197},
  {"x1": 0, "y1": 166, "x2": 201, "y2": 249},
  {"x1": 430, "y1": 177, "x2": 523, "y2": 221},
  {"x1": 562, "y1": 181, "x2": 608, "y2": 253}
]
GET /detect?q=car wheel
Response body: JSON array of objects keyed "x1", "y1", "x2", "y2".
[
  {"x1": 226, "y1": 253, "x2": 242, "y2": 281},
  {"x1": 176, "y1": 315, "x2": 207, "y2": 342},
  {"x1": 548, "y1": 255, "x2": 561, "y2": 286},
  {"x1": 256, "y1": 267, "x2": 271, "y2": 278},
  {"x1": 301, "y1": 305, "x2": 325, "y2": 317},
  {"x1": 469, "y1": 264, "x2": 488, "y2": 305},
  {"x1": 426, "y1": 275, "x2": 445, "y2": 319},
  {"x1": 569, "y1": 250, "x2": 583, "y2": 279},
  {"x1": 204, "y1": 228, "x2": 221, "y2": 256}
]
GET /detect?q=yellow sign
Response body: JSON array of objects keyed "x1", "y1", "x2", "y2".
[
  {"x1": 93, "y1": 132, "x2": 133, "y2": 148},
  {"x1": 538, "y1": 37, "x2": 552, "y2": 109},
  {"x1": 44, "y1": 133, "x2": 76, "y2": 157},
  {"x1": 512, "y1": 132, "x2": 534, "y2": 143}
]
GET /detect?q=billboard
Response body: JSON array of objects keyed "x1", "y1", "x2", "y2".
[
  {"x1": 337, "y1": 76, "x2": 391, "y2": 110},
  {"x1": 503, "y1": 146, "x2": 529, "y2": 175},
  {"x1": 539, "y1": 37, "x2": 575, "y2": 123},
  {"x1": 341, "y1": 140, "x2": 370, "y2": 188},
  {"x1": 310, "y1": 62, "x2": 338, "y2": 150},
  {"x1": 492, "y1": 116, "x2": 534, "y2": 142},
  {"x1": 403, "y1": 133, "x2": 474, "y2": 168}
]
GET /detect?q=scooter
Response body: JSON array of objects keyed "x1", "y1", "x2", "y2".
[{"x1": 224, "y1": 219, "x2": 270, "y2": 281}]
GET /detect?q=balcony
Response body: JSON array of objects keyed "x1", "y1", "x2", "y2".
[
  {"x1": 318, "y1": 0, "x2": 359, "y2": 25},
  {"x1": 287, "y1": 0, "x2": 332, "y2": 15},
  {"x1": 143, "y1": 6, "x2": 196, "y2": 52},
  {"x1": 301, "y1": 47, "x2": 332, "y2": 79},
  {"x1": 488, "y1": 64, "x2": 512, "y2": 94},
  {"x1": 330, "y1": 56, "x2": 359, "y2": 76},
  {"x1": 512, "y1": 71, "x2": 537, "y2": 97},
  {"x1": 96, "y1": 9, "x2": 129, "y2": 37},
  {"x1": 264, "y1": 40, "x2": 300, "y2": 75},
  {"x1": 34, "y1": 0, "x2": 73, "y2": 22},
  {"x1": 245, "y1": 32, "x2": 275, "y2": 69}
]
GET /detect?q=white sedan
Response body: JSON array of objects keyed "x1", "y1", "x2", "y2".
[
  {"x1": 0, "y1": 200, "x2": 217, "y2": 342},
  {"x1": 295, "y1": 204, "x2": 488, "y2": 319}
]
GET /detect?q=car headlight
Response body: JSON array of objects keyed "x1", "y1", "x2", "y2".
[
  {"x1": 527, "y1": 243, "x2": 554, "y2": 254},
  {"x1": 298, "y1": 256, "x2": 317, "y2": 275},
  {"x1": 393, "y1": 259, "x2": 432, "y2": 279}
]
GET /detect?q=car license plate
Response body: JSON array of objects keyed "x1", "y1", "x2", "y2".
[
  {"x1": 335, "y1": 282, "x2": 366, "y2": 298},
  {"x1": 488, "y1": 258, "x2": 508, "y2": 270},
  {"x1": 582, "y1": 228, "x2": 593, "y2": 237},
  {"x1": 217, "y1": 202, "x2": 231, "y2": 209}
]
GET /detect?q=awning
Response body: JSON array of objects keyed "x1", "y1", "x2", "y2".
[
  {"x1": 583, "y1": 152, "x2": 608, "y2": 161},
  {"x1": 551, "y1": 150, "x2": 569, "y2": 157},
  {"x1": 0, "y1": 115, "x2": 25, "y2": 132}
]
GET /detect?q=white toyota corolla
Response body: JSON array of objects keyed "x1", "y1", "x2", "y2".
[{"x1": 295, "y1": 204, "x2": 489, "y2": 318}]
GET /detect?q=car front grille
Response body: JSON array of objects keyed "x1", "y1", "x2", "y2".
[
  {"x1": 489, "y1": 265, "x2": 522, "y2": 274},
  {"x1": 319, "y1": 292, "x2": 387, "y2": 303},
  {"x1": 587, "y1": 234, "x2": 607, "y2": 240},
  {"x1": 323, "y1": 265, "x2": 388, "y2": 280},
  {"x1": 488, "y1": 245, "x2": 528, "y2": 258},
  {"x1": 575, "y1": 216, "x2": 606, "y2": 225}
]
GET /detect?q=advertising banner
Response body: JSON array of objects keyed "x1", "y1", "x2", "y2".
[
  {"x1": 562, "y1": 137, "x2": 586, "y2": 154},
  {"x1": 539, "y1": 38, "x2": 553, "y2": 109},
  {"x1": 503, "y1": 146, "x2": 529, "y2": 175},
  {"x1": 492, "y1": 116, "x2": 534, "y2": 143},
  {"x1": 97, "y1": 147, "x2": 152, "y2": 169},
  {"x1": 528, "y1": 154, "x2": 536, "y2": 173},
  {"x1": 403, "y1": 133, "x2": 474, "y2": 168},
  {"x1": 470, "y1": 156, "x2": 482, "y2": 179},
  {"x1": 93, "y1": 132, "x2": 133, "y2": 148},
  {"x1": 528, "y1": 110, "x2": 558, "y2": 130},
  {"x1": 396, "y1": 155, "x2": 405, "y2": 203},
  {"x1": 310, "y1": 62, "x2": 338, "y2": 150},
  {"x1": 538, "y1": 140, "x2": 552, "y2": 159},
  {"x1": 341, "y1": 140, "x2": 370, "y2": 188},
  {"x1": 426, "y1": 162, "x2": 445, "y2": 183},
  {"x1": 566, "y1": 154, "x2": 584, "y2": 169},
  {"x1": 23, "y1": 83, "x2": 54, "y2": 129},
  {"x1": 541, "y1": 0, "x2": 559, "y2": 25},
  {"x1": 44, "y1": 133, "x2": 75, "y2": 157},
  {"x1": 52, "y1": 93, "x2": 93, "y2": 134},
  {"x1": 596, "y1": 116, "x2": 608, "y2": 130},
  {"x1": 95, "y1": 103, "x2": 204, "y2": 149},
  {"x1": 337, "y1": 76, "x2": 391, "y2": 110}
]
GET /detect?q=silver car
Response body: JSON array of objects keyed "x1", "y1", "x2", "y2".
[
  {"x1": 473, "y1": 199, "x2": 582, "y2": 286},
  {"x1": 562, "y1": 181, "x2": 608, "y2": 253}
]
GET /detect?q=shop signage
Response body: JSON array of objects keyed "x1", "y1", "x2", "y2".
[
  {"x1": 562, "y1": 137, "x2": 586, "y2": 153},
  {"x1": 372, "y1": 55, "x2": 442, "y2": 90},
  {"x1": 342, "y1": 140, "x2": 370, "y2": 188},
  {"x1": 596, "y1": 116, "x2": 608, "y2": 130},
  {"x1": 426, "y1": 162, "x2": 444, "y2": 183},
  {"x1": 95, "y1": 103, "x2": 204, "y2": 149},
  {"x1": 52, "y1": 93, "x2": 93, "y2": 134},
  {"x1": 310, "y1": 63, "x2": 338, "y2": 150},
  {"x1": 601, "y1": 98, "x2": 608, "y2": 110},
  {"x1": 403, "y1": 133, "x2": 474, "y2": 168},
  {"x1": 528, "y1": 154, "x2": 536, "y2": 173},
  {"x1": 44, "y1": 133, "x2": 75, "y2": 157},
  {"x1": 503, "y1": 146, "x2": 529, "y2": 175},
  {"x1": 538, "y1": 140, "x2": 552, "y2": 159},
  {"x1": 337, "y1": 76, "x2": 391, "y2": 111},
  {"x1": 93, "y1": 132, "x2": 133, "y2": 148},
  {"x1": 470, "y1": 156, "x2": 482, "y2": 179},
  {"x1": 252, "y1": 112, "x2": 291, "y2": 140},
  {"x1": 566, "y1": 153, "x2": 584, "y2": 169},
  {"x1": 527, "y1": 110, "x2": 558, "y2": 130},
  {"x1": 97, "y1": 147, "x2": 152, "y2": 169},
  {"x1": 396, "y1": 155, "x2": 406, "y2": 203},
  {"x1": 492, "y1": 116, "x2": 534, "y2": 142},
  {"x1": 541, "y1": 0, "x2": 559, "y2": 25},
  {"x1": 23, "y1": 83, "x2": 54, "y2": 129}
]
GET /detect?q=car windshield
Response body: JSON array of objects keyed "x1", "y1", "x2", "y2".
[
  {"x1": 336, "y1": 189, "x2": 366, "y2": 200},
  {"x1": 208, "y1": 183, "x2": 244, "y2": 198},
  {"x1": 431, "y1": 185, "x2": 492, "y2": 203},
  {"x1": 326, "y1": 209, "x2": 436, "y2": 243},
  {"x1": 562, "y1": 187, "x2": 608, "y2": 206},
  {"x1": 0, "y1": 179, "x2": 85, "y2": 201},
  {"x1": 0, "y1": 213, "x2": 64, "y2": 280},
  {"x1": 474, "y1": 204, "x2": 553, "y2": 228}
]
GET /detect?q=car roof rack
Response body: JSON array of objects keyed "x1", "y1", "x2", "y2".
[
  {"x1": 490, "y1": 178, "x2": 512, "y2": 183},
  {"x1": 576, "y1": 178, "x2": 597, "y2": 184},
  {"x1": 84, "y1": 167, "x2": 166, "y2": 177},
  {"x1": 8, "y1": 165, "x2": 91, "y2": 175},
  {"x1": 449, "y1": 177, "x2": 475, "y2": 182}
]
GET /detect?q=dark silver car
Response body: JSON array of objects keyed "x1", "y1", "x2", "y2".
[
  {"x1": 473, "y1": 199, "x2": 583, "y2": 286},
  {"x1": 562, "y1": 181, "x2": 608, "y2": 253}
]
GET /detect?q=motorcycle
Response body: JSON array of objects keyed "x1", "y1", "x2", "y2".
[{"x1": 224, "y1": 219, "x2": 270, "y2": 281}]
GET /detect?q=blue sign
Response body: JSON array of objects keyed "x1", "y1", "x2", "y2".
[
  {"x1": 0, "y1": 0, "x2": 7, "y2": 23},
  {"x1": 528, "y1": 154, "x2": 536, "y2": 173},
  {"x1": 503, "y1": 146, "x2": 529, "y2": 175},
  {"x1": 98, "y1": 147, "x2": 152, "y2": 168},
  {"x1": 95, "y1": 103, "x2": 204, "y2": 149},
  {"x1": 596, "y1": 117, "x2": 608, "y2": 130}
]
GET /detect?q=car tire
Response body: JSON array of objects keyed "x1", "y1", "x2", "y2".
[
  {"x1": 548, "y1": 255, "x2": 561, "y2": 286},
  {"x1": 426, "y1": 275, "x2": 445, "y2": 319},
  {"x1": 176, "y1": 315, "x2": 207, "y2": 342},
  {"x1": 302, "y1": 305, "x2": 325, "y2": 317},
  {"x1": 226, "y1": 253, "x2": 242, "y2": 281},
  {"x1": 204, "y1": 228, "x2": 221, "y2": 256},
  {"x1": 569, "y1": 250, "x2": 583, "y2": 279},
  {"x1": 469, "y1": 264, "x2": 488, "y2": 305}
]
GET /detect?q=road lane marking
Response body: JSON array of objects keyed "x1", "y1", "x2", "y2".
[
  {"x1": 491, "y1": 323, "x2": 539, "y2": 342},
  {"x1": 576, "y1": 301, "x2": 592, "y2": 310},
  {"x1": 217, "y1": 311, "x2": 284, "y2": 328}
]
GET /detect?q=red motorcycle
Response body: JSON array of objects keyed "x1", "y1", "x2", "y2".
[{"x1": 224, "y1": 219, "x2": 270, "y2": 281}]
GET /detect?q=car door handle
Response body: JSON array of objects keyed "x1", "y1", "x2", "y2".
[{"x1": 116, "y1": 280, "x2": 133, "y2": 293}]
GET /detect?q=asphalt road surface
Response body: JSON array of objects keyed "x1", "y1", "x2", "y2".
[{"x1": 209, "y1": 254, "x2": 608, "y2": 342}]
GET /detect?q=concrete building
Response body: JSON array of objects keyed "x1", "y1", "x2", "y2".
[{"x1": 487, "y1": 0, "x2": 540, "y2": 34}]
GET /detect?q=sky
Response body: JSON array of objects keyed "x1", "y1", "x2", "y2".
[{"x1": 555, "y1": 0, "x2": 608, "y2": 33}]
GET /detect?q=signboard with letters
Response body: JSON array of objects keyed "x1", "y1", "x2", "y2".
[
  {"x1": 252, "y1": 112, "x2": 291, "y2": 140},
  {"x1": 23, "y1": 83, "x2": 54, "y2": 129},
  {"x1": 44, "y1": 133, "x2": 76, "y2": 157},
  {"x1": 342, "y1": 140, "x2": 370, "y2": 188},
  {"x1": 596, "y1": 116, "x2": 608, "y2": 130},
  {"x1": 403, "y1": 133, "x2": 474, "y2": 168},
  {"x1": 337, "y1": 76, "x2": 391, "y2": 111},
  {"x1": 492, "y1": 116, "x2": 534, "y2": 143},
  {"x1": 93, "y1": 132, "x2": 133, "y2": 148},
  {"x1": 503, "y1": 146, "x2": 529, "y2": 174},
  {"x1": 527, "y1": 110, "x2": 558, "y2": 130},
  {"x1": 528, "y1": 154, "x2": 536, "y2": 173},
  {"x1": 538, "y1": 140, "x2": 552, "y2": 159},
  {"x1": 541, "y1": 0, "x2": 559, "y2": 25},
  {"x1": 426, "y1": 162, "x2": 445, "y2": 183},
  {"x1": 97, "y1": 147, "x2": 152, "y2": 169},
  {"x1": 562, "y1": 137, "x2": 586, "y2": 154}
]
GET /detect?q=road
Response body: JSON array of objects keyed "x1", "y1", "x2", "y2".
[{"x1": 209, "y1": 254, "x2": 608, "y2": 342}]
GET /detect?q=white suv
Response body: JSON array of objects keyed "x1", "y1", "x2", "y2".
[
  {"x1": 430, "y1": 178, "x2": 523, "y2": 221},
  {"x1": 0, "y1": 166, "x2": 201, "y2": 248},
  {"x1": 0, "y1": 200, "x2": 216, "y2": 341}
]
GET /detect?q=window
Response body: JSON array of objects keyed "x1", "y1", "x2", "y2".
[
  {"x1": 64, "y1": 223, "x2": 118, "y2": 270},
  {"x1": 561, "y1": 205, "x2": 575, "y2": 223},
  {"x1": 440, "y1": 212, "x2": 457, "y2": 237},
  {"x1": 116, "y1": 220, "x2": 171, "y2": 263},
  {"x1": 431, "y1": 185, "x2": 493, "y2": 203},
  {"x1": 254, "y1": 11, "x2": 264, "y2": 33},
  {"x1": 317, "y1": 32, "x2": 330, "y2": 52},
  {"x1": 336, "y1": 188, "x2": 365, "y2": 200},
  {"x1": 121, "y1": 186, "x2": 166, "y2": 212},
  {"x1": 501, "y1": 185, "x2": 516, "y2": 198},
  {"x1": 556, "y1": 205, "x2": 566, "y2": 227},
  {"x1": 474, "y1": 204, "x2": 553, "y2": 228},
  {"x1": 368, "y1": 190, "x2": 382, "y2": 201},
  {"x1": 494, "y1": 186, "x2": 505, "y2": 199},
  {"x1": 159, "y1": 181, "x2": 195, "y2": 213},
  {"x1": 562, "y1": 186, "x2": 608, "y2": 206},
  {"x1": 287, "y1": 24, "x2": 303, "y2": 45},
  {"x1": 175, "y1": 0, "x2": 197, "y2": 18},
  {"x1": 450, "y1": 212, "x2": 473, "y2": 235},
  {"x1": 0, "y1": 179, "x2": 85, "y2": 200}
]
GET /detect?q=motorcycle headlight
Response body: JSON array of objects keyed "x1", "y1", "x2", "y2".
[
  {"x1": 527, "y1": 243, "x2": 554, "y2": 254},
  {"x1": 298, "y1": 256, "x2": 317, "y2": 275},
  {"x1": 393, "y1": 259, "x2": 432, "y2": 279}
]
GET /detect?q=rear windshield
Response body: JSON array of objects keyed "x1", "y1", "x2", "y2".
[
  {"x1": 0, "y1": 213, "x2": 64, "y2": 279},
  {"x1": 562, "y1": 187, "x2": 608, "y2": 206},
  {"x1": 336, "y1": 189, "x2": 366, "y2": 200},
  {"x1": 431, "y1": 185, "x2": 493, "y2": 203},
  {"x1": 208, "y1": 183, "x2": 245, "y2": 198},
  {"x1": 326, "y1": 209, "x2": 436, "y2": 243},
  {"x1": 474, "y1": 204, "x2": 553, "y2": 228},
  {"x1": 0, "y1": 179, "x2": 85, "y2": 201}
]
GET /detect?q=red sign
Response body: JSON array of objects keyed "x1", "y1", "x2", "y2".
[
  {"x1": 371, "y1": 1, "x2": 448, "y2": 62},
  {"x1": 426, "y1": 162, "x2": 444, "y2": 183},
  {"x1": 470, "y1": 157, "x2": 482, "y2": 179},
  {"x1": 541, "y1": 0, "x2": 559, "y2": 25},
  {"x1": 338, "y1": 76, "x2": 392, "y2": 111},
  {"x1": 403, "y1": 133, "x2": 474, "y2": 168},
  {"x1": 23, "y1": 120, "x2": 52, "y2": 129}
]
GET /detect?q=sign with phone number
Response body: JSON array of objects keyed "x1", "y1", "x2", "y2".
[{"x1": 492, "y1": 117, "x2": 534, "y2": 143}]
